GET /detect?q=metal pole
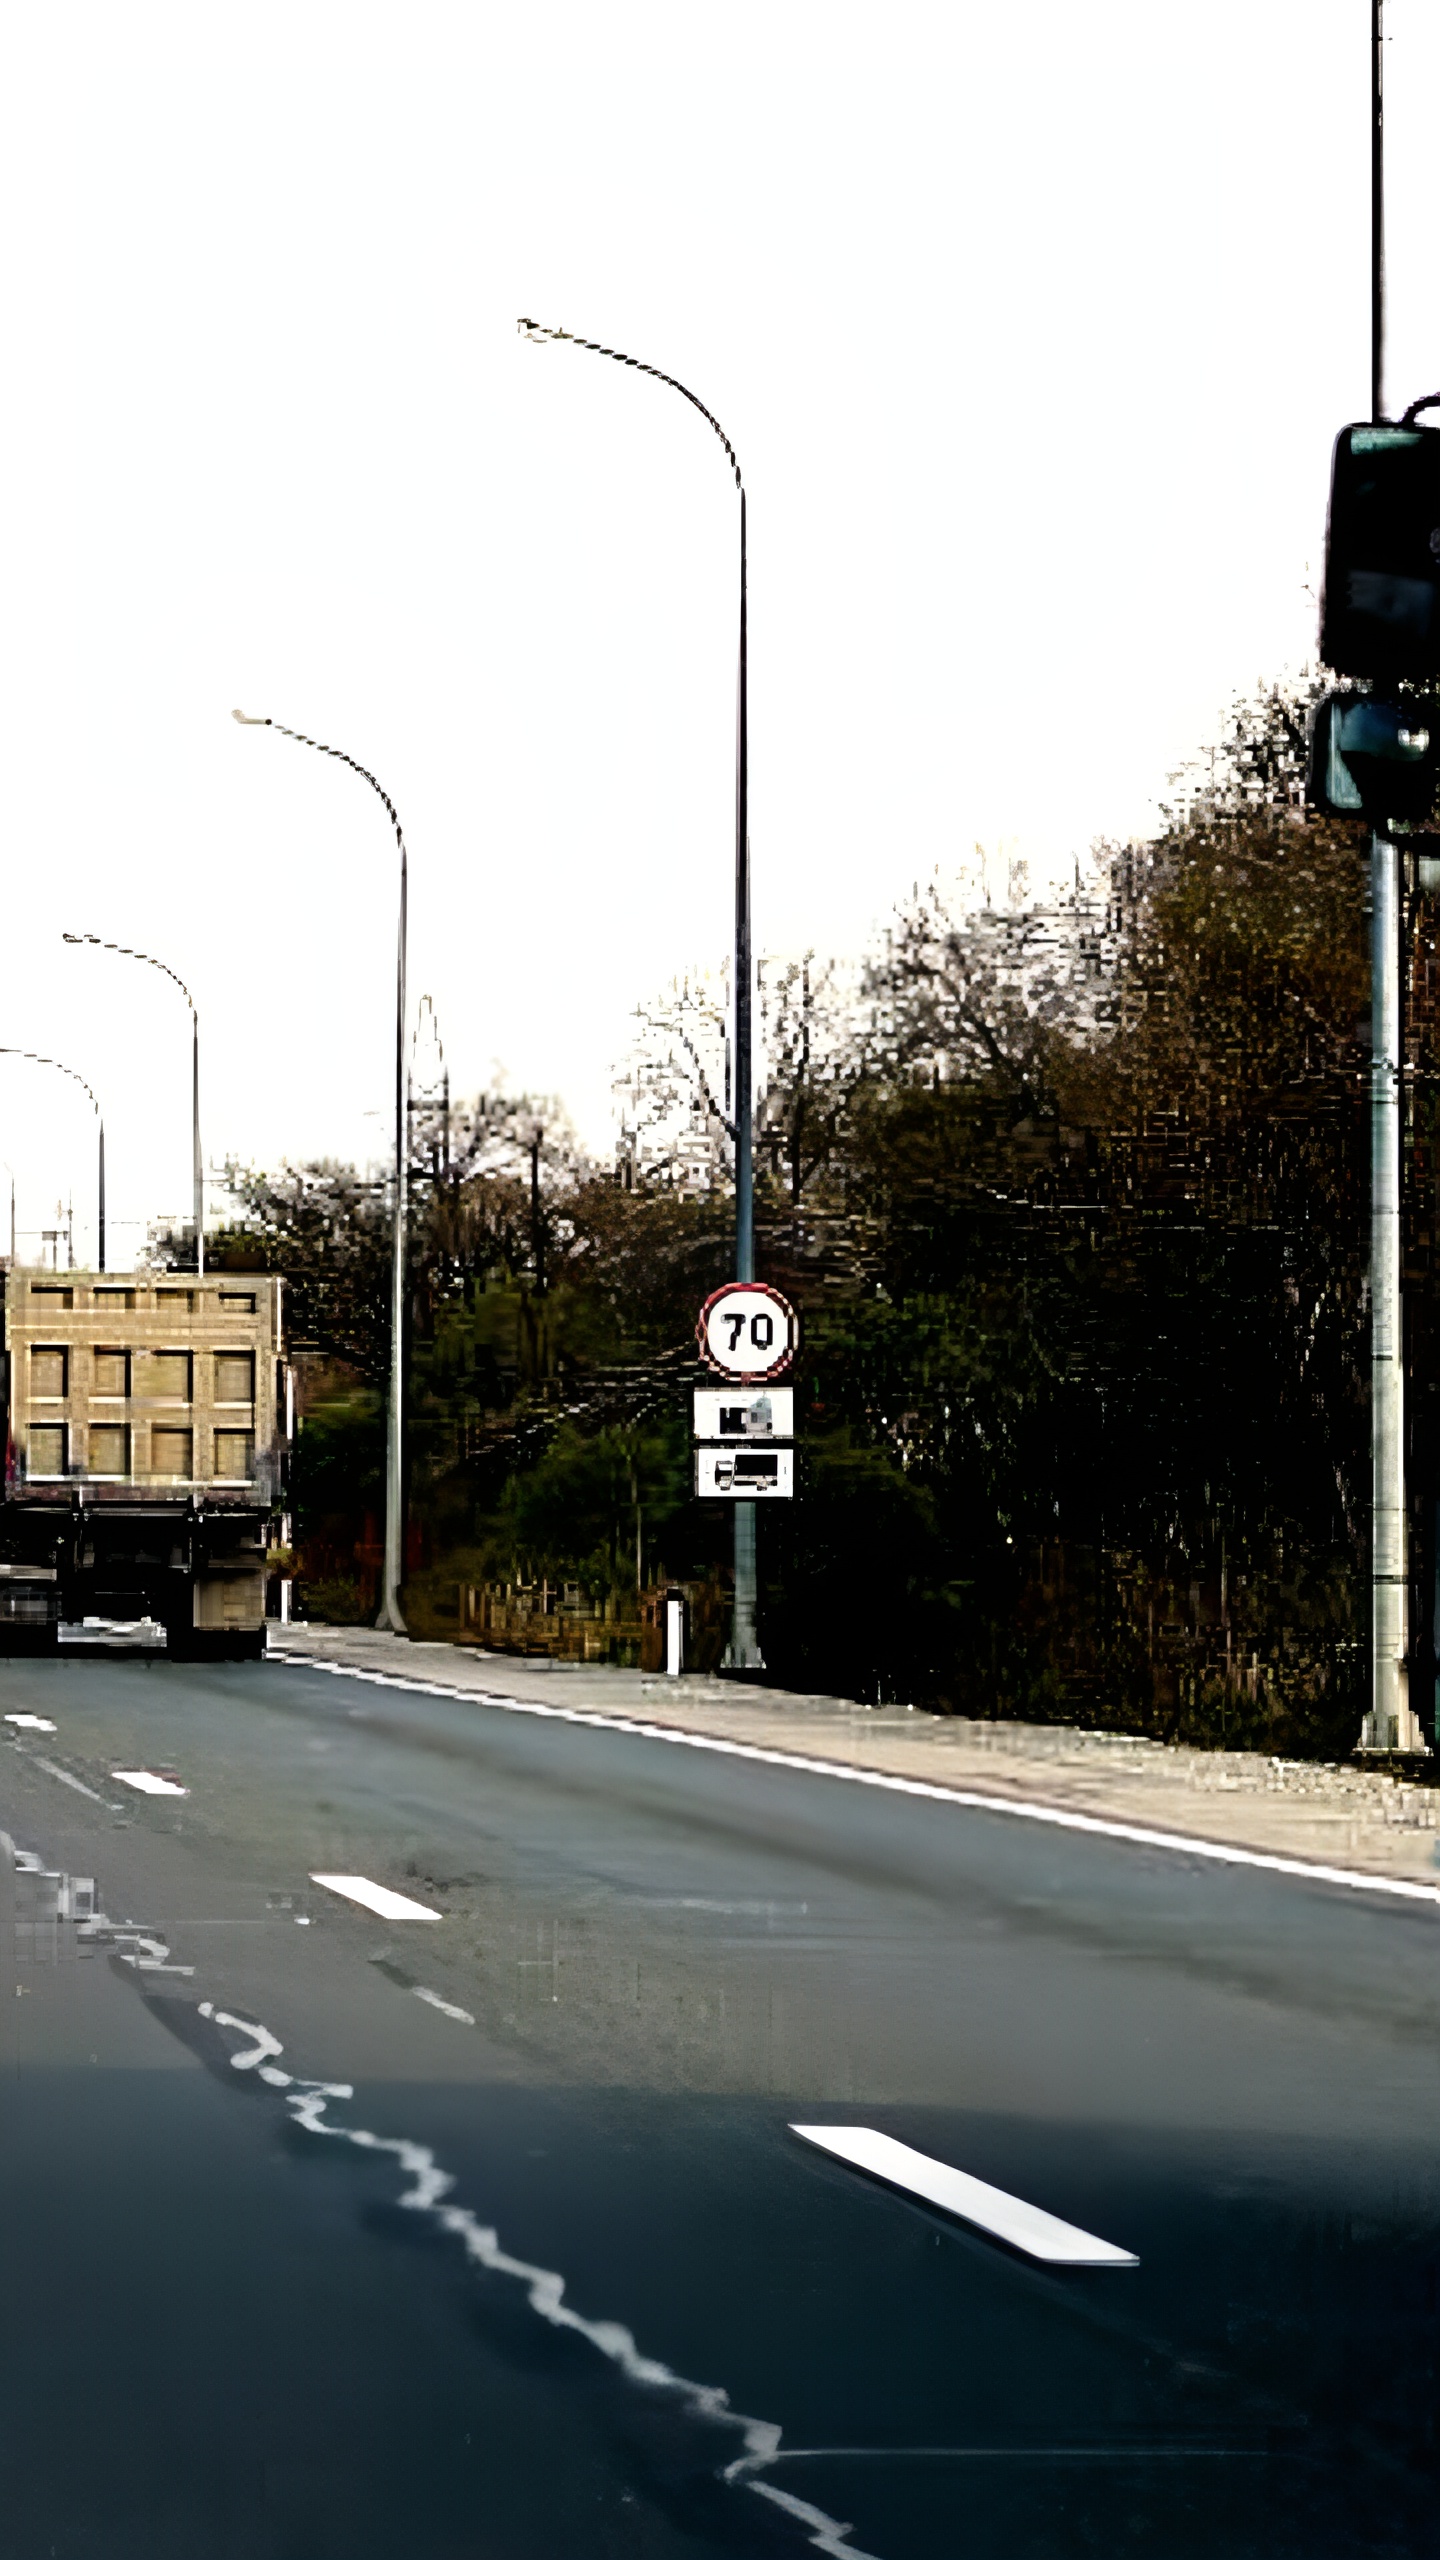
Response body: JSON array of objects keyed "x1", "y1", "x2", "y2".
[
  {"x1": 0, "y1": 1051, "x2": 103, "y2": 1274},
  {"x1": 1371, "y1": 0, "x2": 1385, "y2": 428},
  {"x1": 729, "y1": 485, "x2": 762, "y2": 1668},
  {"x1": 385, "y1": 846, "x2": 409, "y2": 1633},
  {"x1": 1357, "y1": 0, "x2": 1423, "y2": 1750},
  {"x1": 233, "y1": 712, "x2": 409, "y2": 1634},
  {"x1": 1363, "y1": 832, "x2": 1412, "y2": 1745},
  {"x1": 62, "y1": 937, "x2": 198, "y2": 1267},
  {"x1": 517, "y1": 320, "x2": 764, "y2": 1669},
  {"x1": 192, "y1": 1011, "x2": 203, "y2": 1277}
]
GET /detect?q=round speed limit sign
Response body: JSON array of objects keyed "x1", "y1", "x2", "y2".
[{"x1": 696, "y1": 1281, "x2": 798, "y2": 1383}]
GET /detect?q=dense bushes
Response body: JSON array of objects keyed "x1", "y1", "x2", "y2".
[{"x1": 189, "y1": 681, "x2": 1435, "y2": 1752}]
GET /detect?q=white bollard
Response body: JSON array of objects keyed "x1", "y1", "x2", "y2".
[{"x1": 664, "y1": 1589, "x2": 684, "y2": 1677}]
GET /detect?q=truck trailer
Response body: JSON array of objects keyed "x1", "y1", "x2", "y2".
[{"x1": 0, "y1": 1268, "x2": 290, "y2": 1656}]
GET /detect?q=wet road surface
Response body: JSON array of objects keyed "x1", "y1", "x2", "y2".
[{"x1": 1, "y1": 1647, "x2": 1436, "y2": 2557}]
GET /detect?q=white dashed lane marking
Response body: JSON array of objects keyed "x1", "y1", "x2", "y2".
[
  {"x1": 111, "y1": 1770, "x2": 188, "y2": 1797},
  {"x1": 791, "y1": 2126, "x2": 1139, "y2": 2267},
  {"x1": 310, "y1": 1873, "x2": 442, "y2": 1921},
  {"x1": 412, "y1": 1986, "x2": 474, "y2": 2025},
  {"x1": 4, "y1": 1712, "x2": 57, "y2": 1733},
  {"x1": 33, "y1": 1758, "x2": 108, "y2": 1803}
]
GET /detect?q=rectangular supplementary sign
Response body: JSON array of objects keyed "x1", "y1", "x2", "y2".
[
  {"x1": 693, "y1": 1388, "x2": 794, "y2": 1443},
  {"x1": 696, "y1": 1446, "x2": 795, "y2": 1500}
]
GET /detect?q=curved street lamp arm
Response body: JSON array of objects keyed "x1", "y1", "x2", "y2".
[
  {"x1": 0, "y1": 1048, "x2": 106, "y2": 1273},
  {"x1": 517, "y1": 320, "x2": 743, "y2": 493},
  {"x1": 0, "y1": 1047, "x2": 101, "y2": 1118},
  {"x1": 62, "y1": 933, "x2": 196, "y2": 1019},
  {"x1": 231, "y1": 712, "x2": 408, "y2": 863}
]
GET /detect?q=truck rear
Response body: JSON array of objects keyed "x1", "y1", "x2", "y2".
[{"x1": 1, "y1": 1269, "x2": 290, "y2": 1656}]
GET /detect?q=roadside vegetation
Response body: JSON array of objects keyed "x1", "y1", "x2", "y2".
[{"x1": 174, "y1": 679, "x2": 1439, "y2": 1756}]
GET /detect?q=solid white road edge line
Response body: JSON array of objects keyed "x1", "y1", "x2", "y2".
[
  {"x1": 269, "y1": 1654, "x2": 1440, "y2": 1910},
  {"x1": 790, "y1": 2126, "x2": 1138, "y2": 2265},
  {"x1": 310, "y1": 1872, "x2": 442, "y2": 1921}
]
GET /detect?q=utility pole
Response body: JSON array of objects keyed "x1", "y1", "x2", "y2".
[{"x1": 1360, "y1": 0, "x2": 1425, "y2": 1751}]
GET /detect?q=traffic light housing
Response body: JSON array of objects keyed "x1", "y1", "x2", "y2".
[
  {"x1": 1320, "y1": 420, "x2": 1440, "y2": 680},
  {"x1": 1308, "y1": 691, "x2": 1439, "y2": 826}
]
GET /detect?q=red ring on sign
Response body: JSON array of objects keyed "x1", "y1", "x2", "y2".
[{"x1": 695, "y1": 1281, "x2": 798, "y2": 1383}]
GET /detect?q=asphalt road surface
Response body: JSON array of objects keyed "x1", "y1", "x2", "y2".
[{"x1": 1, "y1": 1645, "x2": 1436, "y2": 2559}]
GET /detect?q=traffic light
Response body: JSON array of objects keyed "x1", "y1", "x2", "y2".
[
  {"x1": 1320, "y1": 417, "x2": 1440, "y2": 679},
  {"x1": 1308, "y1": 690, "x2": 1439, "y2": 825}
]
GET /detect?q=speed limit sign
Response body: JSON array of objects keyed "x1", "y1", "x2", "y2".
[{"x1": 696, "y1": 1281, "x2": 798, "y2": 1383}]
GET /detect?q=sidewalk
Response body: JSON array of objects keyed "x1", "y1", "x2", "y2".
[{"x1": 268, "y1": 1625, "x2": 1440, "y2": 1897}]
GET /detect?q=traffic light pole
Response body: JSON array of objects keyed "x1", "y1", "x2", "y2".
[
  {"x1": 1357, "y1": 0, "x2": 1424, "y2": 1749},
  {"x1": 1362, "y1": 829, "x2": 1423, "y2": 1748}
]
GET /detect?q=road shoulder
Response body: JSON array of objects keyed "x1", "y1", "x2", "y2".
[{"x1": 268, "y1": 1625, "x2": 1440, "y2": 1897}]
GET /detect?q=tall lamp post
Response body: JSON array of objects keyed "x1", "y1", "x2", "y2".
[
  {"x1": 519, "y1": 317, "x2": 762, "y2": 1670},
  {"x1": 0, "y1": 1050, "x2": 105, "y2": 1271},
  {"x1": 232, "y1": 710, "x2": 409, "y2": 1638},
  {"x1": 63, "y1": 935, "x2": 202, "y2": 1276}
]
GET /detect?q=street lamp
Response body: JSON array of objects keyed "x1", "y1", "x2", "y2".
[
  {"x1": 63, "y1": 935, "x2": 202, "y2": 1276},
  {"x1": 519, "y1": 317, "x2": 762, "y2": 1670},
  {"x1": 232, "y1": 709, "x2": 409, "y2": 1638},
  {"x1": 0, "y1": 1051, "x2": 105, "y2": 1271}
]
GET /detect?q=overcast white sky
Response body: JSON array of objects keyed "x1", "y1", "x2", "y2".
[{"x1": 0, "y1": 0, "x2": 1434, "y2": 1267}]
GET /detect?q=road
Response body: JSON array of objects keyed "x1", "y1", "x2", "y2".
[{"x1": 1, "y1": 1643, "x2": 1436, "y2": 2559}]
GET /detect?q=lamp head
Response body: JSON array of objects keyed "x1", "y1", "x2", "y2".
[
  {"x1": 231, "y1": 709, "x2": 271, "y2": 726},
  {"x1": 517, "y1": 317, "x2": 566, "y2": 346}
]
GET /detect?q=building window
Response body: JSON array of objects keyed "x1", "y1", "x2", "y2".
[
  {"x1": 150, "y1": 1350, "x2": 193, "y2": 1401},
  {"x1": 94, "y1": 1287, "x2": 136, "y2": 1309},
  {"x1": 90, "y1": 1424, "x2": 130, "y2": 1478},
  {"x1": 29, "y1": 1424, "x2": 68, "y2": 1477},
  {"x1": 215, "y1": 1350, "x2": 255, "y2": 1404},
  {"x1": 150, "y1": 1425, "x2": 193, "y2": 1480},
  {"x1": 31, "y1": 1346, "x2": 68, "y2": 1398},
  {"x1": 219, "y1": 1291, "x2": 257, "y2": 1314},
  {"x1": 214, "y1": 1429, "x2": 255, "y2": 1480},
  {"x1": 93, "y1": 1348, "x2": 130, "y2": 1397},
  {"x1": 31, "y1": 1286, "x2": 74, "y2": 1310},
  {"x1": 159, "y1": 1290, "x2": 195, "y2": 1313}
]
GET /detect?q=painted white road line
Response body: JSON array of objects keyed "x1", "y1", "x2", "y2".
[
  {"x1": 4, "y1": 1712, "x2": 57, "y2": 1733},
  {"x1": 111, "y1": 1769, "x2": 188, "y2": 1797},
  {"x1": 33, "y1": 1756, "x2": 108, "y2": 1803},
  {"x1": 310, "y1": 1872, "x2": 442, "y2": 1921},
  {"x1": 272, "y1": 1654, "x2": 1440, "y2": 1911},
  {"x1": 790, "y1": 2126, "x2": 1139, "y2": 2267},
  {"x1": 413, "y1": 1985, "x2": 475, "y2": 2024}
]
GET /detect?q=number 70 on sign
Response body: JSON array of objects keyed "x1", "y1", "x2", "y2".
[{"x1": 696, "y1": 1282, "x2": 798, "y2": 1383}]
